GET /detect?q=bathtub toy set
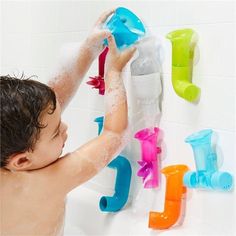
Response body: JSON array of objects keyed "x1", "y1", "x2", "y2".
[
  {"x1": 87, "y1": 8, "x2": 200, "y2": 102},
  {"x1": 148, "y1": 129, "x2": 233, "y2": 230},
  {"x1": 85, "y1": 6, "x2": 233, "y2": 232}
]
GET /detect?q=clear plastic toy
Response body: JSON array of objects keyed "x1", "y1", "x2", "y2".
[{"x1": 184, "y1": 129, "x2": 233, "y2": 191}]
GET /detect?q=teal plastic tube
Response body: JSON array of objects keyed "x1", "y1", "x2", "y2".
[
  {"x1": 94, "y1": 116, "x2": 104, "y2": 135},
  {"x1": 100, "y1": 155, "x2": 132, "y2": 212},
  {"x1": 94, "y1": 116, "x2": 132, "y2": 212}
]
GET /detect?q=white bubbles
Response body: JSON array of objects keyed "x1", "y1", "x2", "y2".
[
  {"x1": 104, "y1": 75, "x2": 127, "y2": 115},
  {"x1": 76, "y1": 127, "x2": 131, "y2": 173}
]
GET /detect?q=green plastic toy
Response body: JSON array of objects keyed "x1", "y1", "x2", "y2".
[{"x1": 166, "y1": 29, "x2": 200, "y2": 102}]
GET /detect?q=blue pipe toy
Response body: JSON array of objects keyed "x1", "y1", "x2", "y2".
[
  {"x1": 100, "y1": 155, "x2": 132, "y2": 212},
  {"x1": 94, "y1": 116, "x2": 104, "y2": 135},
  {"x1": 183, "y1": 129, "x2": 233, "y2": 191},
  {"x1": 94, "y1": 116, "x2": 132, "y2": 212}
]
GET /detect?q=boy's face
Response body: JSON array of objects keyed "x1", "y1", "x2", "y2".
[{"x1": 28, "y1": 100, "x2": 68, "y2": 170}]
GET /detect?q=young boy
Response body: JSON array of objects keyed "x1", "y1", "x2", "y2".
[{"x1": 0, "y1": 9, "x2": 136, "y2": 236}]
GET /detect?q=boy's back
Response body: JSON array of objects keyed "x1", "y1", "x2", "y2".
[{"x1": 1, "y1": 168, "x2": 66, "y2": 236}]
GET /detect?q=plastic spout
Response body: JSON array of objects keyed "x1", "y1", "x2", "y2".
[
  {"x1": 87, "y1": 47, "x2": 108, "y2": 95},
  {"x1": 94, "y1": 116, "x2": 132, "y2": 212},
  {"x1": 134, "y1": 127, "x2": 161, "y2": 188},
  {"x1": 149, "y1": 165, "x2": 189, "y2": 229},
  {"x1": 94, "y1": 116, "x2": 104, "y2": 135},
  {"x1": 99, "y1": 155, "x2": 132, "y2": 212},
  {"x1": 166, "y1": 28, "x2": 200, "y2": 102},
  {"x1": 103, "y1": 7, "x2": 146, "y2": 49},
  {"x1": 184, "y1": 129, "x2": 233, "y2": 191}
]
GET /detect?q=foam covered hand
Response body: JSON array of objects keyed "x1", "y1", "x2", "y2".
[
  {"x1": 85, "y1": 9, "x2": 115, "y2": 59},
  {"x1": 105, "y1": 35, "x2": 136, "y2": 73}
]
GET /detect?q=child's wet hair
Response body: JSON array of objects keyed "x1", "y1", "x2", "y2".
[{"x1": 0, "y1": 74, "x2": 57, "y2": 167}]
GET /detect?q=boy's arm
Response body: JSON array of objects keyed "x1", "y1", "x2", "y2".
[
  {"x1": 41, "y1": 36, "x2": 136, "y2": 195},
  {"x1": 48, "y1": 10, "x2": 114, "y2": 111}
]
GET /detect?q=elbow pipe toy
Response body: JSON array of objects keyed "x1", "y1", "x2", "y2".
[
  {"x1": 94, "y1": 116, "x2": 132, "y2": 212},
  {"x1": 103, "y1": 7, "x2": 146, "y2": 49},
  {"x1": 99, "y1": 155, "x2": 132, "y2": 212},
  {"x1": 87, "y1": 47, "x2": 109, "y2": 95},
  {"x1": 94, "y1": 116, "x2": 104, "y2": 135},
  {"x1": 134, "y1": 127, "x2": 161, "y2": 188},
  {"x1": 149, "y1": 165, "x2": 189, "y2": 230},
  {"x1": 183, "y1": 129, "x2": 233, "y2": 191},
  {"x1": 166, "y1": 28, "x2": 200, "y2": 102}
]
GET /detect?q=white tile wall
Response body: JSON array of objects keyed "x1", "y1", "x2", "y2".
[{"x1": 1, "y1": 0, "x2": 235, "y2": 235}]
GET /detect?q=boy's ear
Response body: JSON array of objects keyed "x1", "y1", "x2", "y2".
[{"x1": 6, "y1": 152, "x2": 33, "y2": 171}]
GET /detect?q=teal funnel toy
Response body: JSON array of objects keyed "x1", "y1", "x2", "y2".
[
  {"x1": 94, "y1": 116, "x2": 132, "y2": 212},
  {"x1": 183, "y1": 129, "x2": 233, "y2": 191},
  {"x1": 104, "y1": 7, "x2": 146, "y2": 49},
  {"x1": 166, "y1": 29, "x2": 200, "y2": 102}
]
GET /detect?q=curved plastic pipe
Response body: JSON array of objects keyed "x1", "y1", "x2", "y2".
[
  {"x1": 99, "y1": 155, "x2": 132, "y2": 212},
  {"x1": 134, "y1": 127, "x2": 161, "y2": 188},
  {"x1": 94, "y1": 116, "x2": 104, "y2": 135},
  {"x1": 87, "y1": 47, "x2": 108, "y2": 95},
  {"x1": 166, "y1": 28, "x2": 200, "y2": 102},
  {"x1": 149, "y1": 165, "x2": 189, "y2": 229},
  {"x1": 184, "y1": 129, "x2": 233, "y2": 191},
  {"x1": 94, "y1": 116, "x2": 132, "y2": 212}
]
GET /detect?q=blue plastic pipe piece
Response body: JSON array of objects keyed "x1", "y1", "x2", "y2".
[
  {"x1": 100, "y1": 155, "x2": 132, "y2": 212},
  {"x1": 94, "y1": 116, "x2": 132, "y2": 212},
  {"x1": 183, "y1": 129, "x2": 233, "y2": 191},
  {"x1": 103, "y1": 7, "x2": 146, "y2": 49},
  {"x1": 94, "y1": 116, "x2": 104, "y2": 135}
]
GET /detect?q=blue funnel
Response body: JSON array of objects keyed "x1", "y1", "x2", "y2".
[{"x1": 104, "y1": 7, "x2": 146, "y2": 49}]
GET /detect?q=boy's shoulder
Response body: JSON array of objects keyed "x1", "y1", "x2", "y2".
[
  {"x1": 0, "y1": 168, "x2": 66, "y2": 235},
  {"x1": 0, "y1": 165, "x2": 62, "y2": 196}
]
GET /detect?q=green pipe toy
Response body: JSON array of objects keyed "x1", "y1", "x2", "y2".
[{"x1": 166, "y1": 28, "x2": 200, "y2": 102}]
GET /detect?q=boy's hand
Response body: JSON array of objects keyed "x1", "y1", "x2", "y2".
[
  {"x1": 105, "y1": 35, "x2": 137, "y2": 73},
  {"x1": 85, "y1": 9, "x2": 115, "y2": 59}
]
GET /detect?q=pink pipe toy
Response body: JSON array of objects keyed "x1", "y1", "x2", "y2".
[
  {"x1": 87, "y1": 47, "x2": 109, "y2": 95},
  {"x1": 134, "y1": 127, "x2": 161, "y2": 188}
]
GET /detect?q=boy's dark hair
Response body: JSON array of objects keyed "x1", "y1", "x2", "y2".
[{"x1": 0, "y1": 74, "x2": 57, "y2": 167}]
